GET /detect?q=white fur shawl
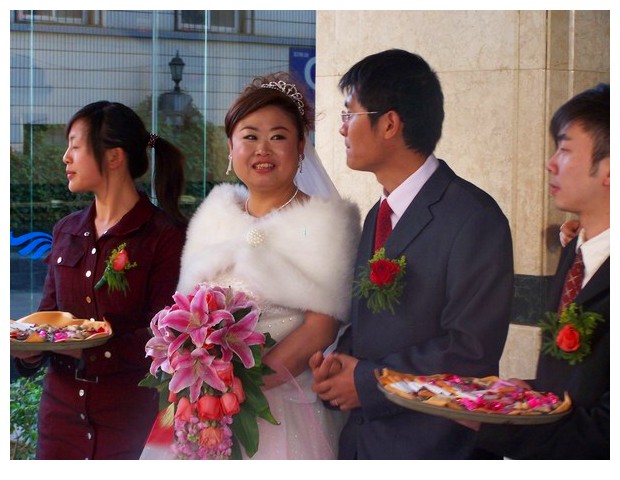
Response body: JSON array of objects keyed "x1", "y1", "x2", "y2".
[{"x1": 178, "y1": 183, "x2": 361, "y2": 321}]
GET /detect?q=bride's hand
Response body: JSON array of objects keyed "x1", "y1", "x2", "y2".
[{"x1": 310, "y1": 351, "x2": 341, "y2": 383}]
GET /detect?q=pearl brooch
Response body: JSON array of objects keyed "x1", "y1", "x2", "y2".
[{"x1": 247, "y1": 228, "x2": 265, "y2": 246}]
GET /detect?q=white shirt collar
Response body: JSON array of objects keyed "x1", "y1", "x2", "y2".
[
  {"x1": 380, "y1": 154, "x2": 440, "y2": 227},
  {"x1": 576, "y1": 228, "x2": 610, "y2": 286}
]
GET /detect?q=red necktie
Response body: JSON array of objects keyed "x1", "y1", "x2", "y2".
[
  {"x1": 558, "y1": 248, "x2": 584, "y2": 314},
  {"x1": 374, "y1": 199, "x2": 392, "y2": 251}
]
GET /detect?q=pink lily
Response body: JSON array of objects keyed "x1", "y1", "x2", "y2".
[
  {"x1": 145, "y1": 307, "x2": 177, "y2": 375},
  {"x1": 168, "y1": 347, "x2": 227, "y2": 402},
  {"x1": 226, "y1": 290, "x2": 259, "y2": 314},
  {"x1": 208, "y1": 308, "x2": 264, "y2": 368},
  {"x1": 159, "y1": 287, "x2": 229, "y2": 348},
  {"x1": 145, "y1": 332, "x2": 174, "y2": 376}
]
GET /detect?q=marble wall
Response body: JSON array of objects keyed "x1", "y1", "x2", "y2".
[{"x1": 314, "y1": 10, "x2": 609, "y2": 378}]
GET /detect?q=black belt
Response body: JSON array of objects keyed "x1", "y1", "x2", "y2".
[{"x1": 51, "y1": 355, "x2": 99, "y2": 383}]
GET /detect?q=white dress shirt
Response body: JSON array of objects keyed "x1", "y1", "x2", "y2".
[
  {"x1": 380, "y1": 154, "x2": 440, "y2": 229},
  {"x1": 576, "y1": 228, "x2": 610, "y2": 287}
]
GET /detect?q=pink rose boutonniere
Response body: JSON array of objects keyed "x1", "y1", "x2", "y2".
[
  {"x1": 354, "y1": 248, "x2": 407, "y2": 314},
  {"x1": 94, "y1": 242, "x2": 137, "y2": 295},
  {"x1": 538, "y1": 303, "x2": 604, "y2": 365}
]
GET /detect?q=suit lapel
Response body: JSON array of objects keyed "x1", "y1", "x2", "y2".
[
  {"x1": 383, "y1": 160, "x2": 455, "y2": 258},
  {"x1": 576, "y1": 257, "x2": 610, "y2": 306},
  {"x1": 351, "y1": 203, "x2": 380, "y2": 323},
  {"x1": 549, "y1": 239, "x2": 610, "y2": 311},
  {"x1": 362, "y1": 202, "x2": 380, "y2": 258}
]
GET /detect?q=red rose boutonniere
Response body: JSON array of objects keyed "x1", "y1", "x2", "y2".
[
  {"x1": 94, "y1": 242, "x2": 137, "y2": 295},
  {"x1": 354, "y1": 248, "x2": 406, "y2": 314},
  {"x1": 538, "y1": 303, "x2": 604, "y2": 365}
]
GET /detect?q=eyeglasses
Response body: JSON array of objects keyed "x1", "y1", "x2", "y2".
[{"x1": 340, "y1": 110, "x2": 379, "y2": 123}]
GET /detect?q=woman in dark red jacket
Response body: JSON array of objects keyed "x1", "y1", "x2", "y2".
[{"x1": 12, "y1": 101, "x2": 187, "y2": 459}]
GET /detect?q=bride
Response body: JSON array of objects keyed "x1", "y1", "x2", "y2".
[{"x1": 141, "y1": 72, "x2": 360, "y2": 459}]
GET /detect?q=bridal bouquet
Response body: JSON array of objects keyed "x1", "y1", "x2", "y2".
[{"x1": 140, "y1": 283, "x2": 277, "y2": 459}]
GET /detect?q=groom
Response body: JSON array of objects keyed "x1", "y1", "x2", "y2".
[{"x1": 310, "y1": 49, "x2": 514, "y2": 459}]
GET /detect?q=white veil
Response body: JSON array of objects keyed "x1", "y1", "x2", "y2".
[
  {"x1": 294, "y1": 140, "x2": 341, "y2": 201},
  {"x1": 294, "y1": 139, "x2": 351, "y2": 354}
]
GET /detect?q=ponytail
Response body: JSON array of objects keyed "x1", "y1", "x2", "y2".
[{"x1": 150, "y1": 136, "x2": 187, "y2": 226}]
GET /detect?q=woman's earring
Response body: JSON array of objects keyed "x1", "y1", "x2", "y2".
[
  {"x1": 298, "y1": 153, "x2": 305, "y2": 173},
  {"x1": 226, "y1": 154, "x2": 233, "y2": 175}
]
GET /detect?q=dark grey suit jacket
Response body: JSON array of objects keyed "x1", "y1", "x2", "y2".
[
  {"x1": 338, "y1": 160, "x2": 514, "y2": 459},
  {"x1": 476, "y1": 238, "x2": 610, "y2": 459}
]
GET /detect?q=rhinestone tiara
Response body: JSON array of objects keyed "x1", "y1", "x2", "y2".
[{"x1": 260, "y1": 80, "x2": 305, "y2": 116}]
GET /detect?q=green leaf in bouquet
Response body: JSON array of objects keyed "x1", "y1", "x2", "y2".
[
  {"x1": 263, "y1": 331, "x2": 276, "y2": 349},
  {"x1": 232, "y1": 306, "x2": 252, "y2": 322},
  {"x1": 138, "y1": 373, "x2": 163, "y2": 389},
  {"x1": 230, "y1": 405, "x2": 260, "y2": 458},
  {"x1": 241, "y1": 375, "x2": 279, "y2": 426},
  {"x1": 139, "y1": 372, "x2": 172, "y2": 411}
]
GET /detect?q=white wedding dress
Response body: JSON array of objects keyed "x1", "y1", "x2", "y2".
[
  {"x1": 217, "y1": 273, "x2": 345, "y2": 459},
  {"x1": 141, "y1": 182, "x2": 361, "y2": 460}
]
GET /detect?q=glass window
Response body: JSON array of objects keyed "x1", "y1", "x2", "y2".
[
  {"x1": 176, "y1": 10, "x2": 243, "y2": 33},
  {"x1": 10, "y1": 10, "x2": 316, "y2": 333},
  {"x1": 15, "y1": 10, "x2": 101, "y2": 26},
  {"x1": 208, "y1": 11, "x2": 239, "y2": 32}
]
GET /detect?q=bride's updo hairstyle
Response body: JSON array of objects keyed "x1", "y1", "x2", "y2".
[{"x1": 224, "y1": 71, "x2": 314, "y2": 141}]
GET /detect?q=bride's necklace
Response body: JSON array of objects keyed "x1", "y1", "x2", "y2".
[{"x1": 245, "y1": 188, "x2": 299, "y2": 216}]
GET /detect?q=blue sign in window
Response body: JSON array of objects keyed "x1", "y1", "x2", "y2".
[{"x1": 289, "y1": 47, "x2": 316, "y2": 109}]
